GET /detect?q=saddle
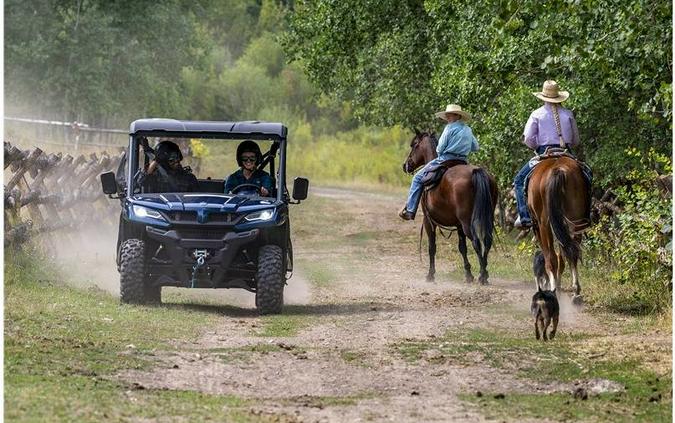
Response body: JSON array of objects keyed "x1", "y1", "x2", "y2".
[
  {"x1": 524, "y1": 148, "x2": 592, "y2": 189},
  {"x1": 421, "y1": 159, "x2": 467, "y2": 191}
]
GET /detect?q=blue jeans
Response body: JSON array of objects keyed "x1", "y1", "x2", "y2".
[
  {"x1": 514, "y1": 161, "x2": 534, "y2": 222},
  {"x1": 405, "y1": 156, "x2": 466, "y2": 214},
  {"x1": 514, "y1": 145, "x2": 570, "y2": 222}
]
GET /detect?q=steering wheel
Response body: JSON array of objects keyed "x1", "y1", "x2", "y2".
[{"x1": 231, "y1": 183, "x2": 262, "y2": 195}]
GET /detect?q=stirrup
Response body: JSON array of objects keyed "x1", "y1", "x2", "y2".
[{"x1": 515, "y1": 216, "x2": 532, "y2": 229}]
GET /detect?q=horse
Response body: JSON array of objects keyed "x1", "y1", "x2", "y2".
[
  {"x1": 526, "y1": 154, "x2": 590, "y2": 304},
  {"x1": 402, "y1": 131, "x2": 498, "y2": 284}
]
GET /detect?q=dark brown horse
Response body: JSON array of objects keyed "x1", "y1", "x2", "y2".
[
  {"x1": 527, "y1": 155, "x2": 590, "y2": 304},
  {"x1": 403, "y1": 131, "x2": 498, "y2": 284}
]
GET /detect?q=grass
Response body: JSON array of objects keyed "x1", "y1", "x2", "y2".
[
  {"x1": 7, "y1": 376, "x2": 264, "y2": 422},
  {"x1": 4, "y1": 248, "x2": 278, "y2": 422},
  {"x1": 296, "y1": 259, "x2": 337, "y2": 287},
  {"x1": 339, "y1": 349, "x2": 372, "y2": 368},
  {"x1": 394, "y1": 326, "x2": 672, "y2": 422},
  {"x1": 254, "y1": 314, "x2": 313, "y2": 337}
]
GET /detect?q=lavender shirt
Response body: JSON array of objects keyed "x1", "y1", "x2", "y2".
[{"x1": 523, "y1": 103, "x2": 579, "y2": 149}]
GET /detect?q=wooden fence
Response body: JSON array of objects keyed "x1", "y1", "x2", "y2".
[{"x1": 4, "y1": 141, "x2": 123, "y2": 247}]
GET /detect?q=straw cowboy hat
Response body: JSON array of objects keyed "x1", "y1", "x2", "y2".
[
  {"x1": 434, "y1": 104, "x2": 471, "y2": 122},
  {"x1": 533, "y1": 80, "x2": 569, "y2": 103}
]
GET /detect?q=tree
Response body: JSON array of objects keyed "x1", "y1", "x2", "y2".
[{"x1": 285, "y1": 0, "x2": 672, "y2": 189}]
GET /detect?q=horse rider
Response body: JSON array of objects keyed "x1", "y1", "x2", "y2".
[
  {"x1": 399, "y1": 104, "x2": 479, "y2": 220},
  {"x1": 224, "y1": 140, "x2": 273, "y2": 196},
  {"x1": 139, "y1": 140, "x2": 198, "y2": 193},
  {"x1": 513, "y1": 80, "x2": 581, "y2": 229}
]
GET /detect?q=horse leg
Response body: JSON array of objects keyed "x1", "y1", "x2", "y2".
[
  {"x1": 467, "y1": 228, "x2": 488, "y2": 285},
  {"x1": 424, "y1": 216, "x2": 436, "y2": 282},
  {"x1": 556, "y1": 252, "x2": 565, "y2": 291},
  {"x1": 476, "y1": 249, "x2": 489, "y2": 285},
  {"x1": 542, "y1": 244, "x2": 558, "y2": 293},
  {"x1": 458, "y1": 229, "x2": 474, "y2": 283}
]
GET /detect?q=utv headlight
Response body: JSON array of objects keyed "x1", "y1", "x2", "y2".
[
  {"x1": 244, "y1": 209, "x2": 275, "y2": 222},
  {"x1": 132, "y1": 205, "x2": 166, "y2": 221}
]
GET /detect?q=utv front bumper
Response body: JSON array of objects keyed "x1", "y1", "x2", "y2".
[{"x1": 145, "y1": 226, "x2": 259, "y2": 287}]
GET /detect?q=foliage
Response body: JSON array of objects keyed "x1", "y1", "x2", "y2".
[
  {"x1": 286, "y1": 0, "x2": 672, "y2": 191},
  {"x1": 584, "y1": 150, "x2": 672, "y2": 314}
]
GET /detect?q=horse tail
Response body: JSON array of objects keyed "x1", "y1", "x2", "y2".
[
  {"x1": 547, "y1": 168, "x2": 581, "y2": 264},
  {"x1": 470, "y1": 168, "x2": 494, "y2": 258}
]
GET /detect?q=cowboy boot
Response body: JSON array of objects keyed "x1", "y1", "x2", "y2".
[{"x1": 398, "y1": 207, "x2": 415, "y2": 221}]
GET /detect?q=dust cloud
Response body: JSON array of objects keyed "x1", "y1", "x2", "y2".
[
  {"x1": 45, "y1": 222, "x2": 120, "y2": 296},
  {"x1": 557, "y1": 291, "x2": 580, "y2": 325}
]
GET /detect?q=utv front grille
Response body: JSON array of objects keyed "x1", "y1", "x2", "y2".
[
  {"x1": 167, "y1": 211, "x2": 197, "y2": 222},
  {"x1": 177, "y1": 229, "x2": 229, "y2": 240},
  {"x1": 165, "y1": 211, "x2": 241, "y2": 224}
]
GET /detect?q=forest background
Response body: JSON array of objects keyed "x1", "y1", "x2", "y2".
[{"x1": 4, "y1": 0, "x2": 673, "y2": 314}]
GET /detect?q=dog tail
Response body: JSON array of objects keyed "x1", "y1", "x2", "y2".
[
  {"x1": 547, "y1": 168, "x2": 581, "y2": 265},
  {"x1": 470, "y1": 168, "x2": 495, "y2": 259}
]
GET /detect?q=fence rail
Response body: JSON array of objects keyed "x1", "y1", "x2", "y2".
[{"x1": 4, "y1": 141, "x2": 122, "y2": 247}]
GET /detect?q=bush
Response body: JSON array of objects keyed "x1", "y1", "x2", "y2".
[{"x1": 583, "y1": 153, "x2": 672, "y2": 314}]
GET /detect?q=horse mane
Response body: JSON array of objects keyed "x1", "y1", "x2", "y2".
[{"x1": 422, "y1": 131, "x2": 438, "y2": 151}]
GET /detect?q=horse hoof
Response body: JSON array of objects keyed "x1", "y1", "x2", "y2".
[
  {"x1": 479, "y1": 278, "x2": 489, "y2": 286},
  {"x1": 465, "y1": 277, "x2": 474, "y2": 284},
  {"x1": 426, "y1": 275, "x2": 435, "y2": 282},
  {"x1": 572, "y1": 295, "x2": 584, "y2": 306}
]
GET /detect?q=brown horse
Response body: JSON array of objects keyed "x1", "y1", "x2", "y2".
[
  {"x1": 527, "y1": 155, "x2": 590, "y2": 304},
  {"x1": 403, "y1": 131, "x2": 498, "y2": 284}
]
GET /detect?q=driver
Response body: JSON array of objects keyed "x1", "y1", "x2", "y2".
[
  {"x1": 139, "y1": 140, "x2": 198, "y2": 193},
  {"x1": 224, "y1": 140, "x2": 273, "y2": 196}
]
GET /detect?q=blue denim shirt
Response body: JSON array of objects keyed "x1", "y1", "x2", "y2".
[{"x1": 436, "y1": 121, "x2": 479, "y2": 161}]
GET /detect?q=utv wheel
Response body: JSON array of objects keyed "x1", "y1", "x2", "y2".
[
  {"x1": 119, "y1": 239, "x2": 148, "y2": 304},
  {"x1": 255, "y1": 245, "x2": 285, "y2": 315}
]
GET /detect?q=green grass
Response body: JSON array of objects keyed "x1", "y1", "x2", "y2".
[
  {"x1": 254, "y1": 314, "x2": 312, "y2": 337},
  {"x1": 4, "y1": 248, "x2": 274, "y2": 422},
  {"x1": 339, "y1": 349, "x2": 372, "y2": 368},
  {"x1": 461, "y1": 389, "x2": 670, "y2": 423},
  {"x1": 394, "y1": 327, "x2": 672, "y2": 422},
  {"x1": 7, "y1": 376, "x2": 264, "y2": 422},
  {"x1": 297, "y1": 259, "x2": 337, "y2": 287}
]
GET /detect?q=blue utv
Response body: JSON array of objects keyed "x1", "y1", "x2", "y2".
[{"x1": 100, "y1": 119, "x2": 309, "y2": 315}]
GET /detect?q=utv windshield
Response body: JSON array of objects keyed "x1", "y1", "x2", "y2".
[{"x1": 127, "y1": 136, "x2": 285, "y2": 201}]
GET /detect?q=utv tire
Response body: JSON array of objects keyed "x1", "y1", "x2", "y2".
[
  {"x1": 255, "y1": 245, "x2": 285, "y2": 315},
  {"x1": 119, "y1": 239, "x2": 148, "y2": 304}
]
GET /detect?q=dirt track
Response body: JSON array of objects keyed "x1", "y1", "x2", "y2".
[{"x1": 116, "y1": 187, "x2": 671, "y2": 422}]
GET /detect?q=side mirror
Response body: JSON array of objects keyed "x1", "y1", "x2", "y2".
[
  {"x1": 100, "y1": 171, "x2": 118, "y2": 195},
  {"x1": 292, "y1": 177, "x2": 309, "y2": 201}
]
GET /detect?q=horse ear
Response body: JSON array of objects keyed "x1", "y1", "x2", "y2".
[{"x1": 413, "y1": 127, "x2": 421, "y2": 136}]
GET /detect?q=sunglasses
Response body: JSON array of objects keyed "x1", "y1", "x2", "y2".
[{"x1": 241, "y1": 157, "x2": 257, "y2": 163}]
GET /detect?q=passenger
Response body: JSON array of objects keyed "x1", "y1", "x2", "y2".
[{"x1": 139, "y1": 140, "x2": 198, "y2": 193}]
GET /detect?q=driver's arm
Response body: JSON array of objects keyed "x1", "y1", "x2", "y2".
[{"x1": 224, "y1": 173, "x2": 237, "y2": 194}]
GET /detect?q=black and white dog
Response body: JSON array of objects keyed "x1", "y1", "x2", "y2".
[{"x1": 530, "y1": 251, "x2": 559, "y2": 341}]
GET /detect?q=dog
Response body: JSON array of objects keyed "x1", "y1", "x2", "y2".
[{"x1": 531, "y1": 251, "x2": 559, "y2": 341}]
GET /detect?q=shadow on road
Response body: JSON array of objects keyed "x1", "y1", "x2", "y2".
[{"x1": 157, "y1": 301, "x2": 401, "y2": 318}]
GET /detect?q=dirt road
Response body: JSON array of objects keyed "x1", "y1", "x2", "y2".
[{"x1": 117, "y1": 187, "x2": 671, "y2": 422}]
